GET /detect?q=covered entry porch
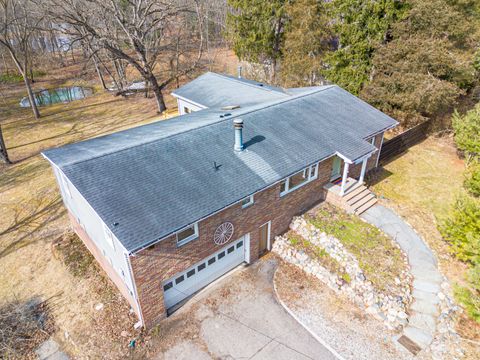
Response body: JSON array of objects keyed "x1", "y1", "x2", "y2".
[{"x1": 323, "y1": 153, "x2": 377, "y2": 215}]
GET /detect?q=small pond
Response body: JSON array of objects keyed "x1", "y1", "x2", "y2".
[{"x1": 20, "y1": 86, "x2": 93, "y2": 108}]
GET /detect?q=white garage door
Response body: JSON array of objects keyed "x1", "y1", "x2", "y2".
[{"x1": 163, "y1": 236, "x2": 247, "y2": 309}]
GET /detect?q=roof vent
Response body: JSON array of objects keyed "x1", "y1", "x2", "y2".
[
  {"x1": 221, "y1": 105, "x2": 240, "y2": 110},
  {"x1": 237, "y1": 65, "x2": 242, "y2": 78},
  {"x1": 233, "y1": 119, "x2": 244, "y2": 152}
]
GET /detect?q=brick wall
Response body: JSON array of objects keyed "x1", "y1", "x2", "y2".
[
  {"x1": 69, "y1": 212, "x2": 141, "y2": 319},
  {"x1": 130, "y1": 157, "x2": 334, "y2": 327}
]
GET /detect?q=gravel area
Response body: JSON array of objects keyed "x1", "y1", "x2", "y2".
[{"x1": 274, "y1": 261, "x2": 415, "y2": 360}]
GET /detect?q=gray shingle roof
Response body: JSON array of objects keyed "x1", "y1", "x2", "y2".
[
  {"x1": 43, "y1": 83, "x2": 397, "y2": 253},
  {"x1": 172, "y1": 72, "x2": 289, "y2": 108}
]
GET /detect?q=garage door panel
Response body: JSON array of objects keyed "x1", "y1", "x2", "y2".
[{"x1": 163, "y1": 236, "x2": 246, "y2": 309}]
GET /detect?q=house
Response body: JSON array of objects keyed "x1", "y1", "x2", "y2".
[{"x1": 42, "y1": 72, "x2": 397, "y2": 328}]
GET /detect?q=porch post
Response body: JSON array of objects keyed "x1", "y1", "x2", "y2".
[
  {"x1": 359, "y1": 157, "x2": 368, "y2": 183},
  {"x1": 340, "y1": 162, "x2": 350, "y2": 196}
]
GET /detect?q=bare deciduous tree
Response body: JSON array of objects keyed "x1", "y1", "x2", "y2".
[
  {"x1": 0, "y1": 0, "x2": 42, "y2": 119},
  {"x1": 0, "y1": 123, "x2": 11, "y2": 164},
  {"x1": 47, "y1": 0, "x2": 205, "y2": 113}
]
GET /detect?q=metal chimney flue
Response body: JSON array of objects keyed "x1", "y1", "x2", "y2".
[{"x1": 233, "y1": 119, "x2": 244, "y2": 152}]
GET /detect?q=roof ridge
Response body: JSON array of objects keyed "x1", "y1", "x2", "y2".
[
  {"x1": 209, "y1": 72, "x2": 289, "y2": 95},
  {"x1": 52, "y1": 85, "x2": 337, "y2": 168}
]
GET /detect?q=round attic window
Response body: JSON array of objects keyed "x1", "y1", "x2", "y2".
[{"x1": 213, "y1": 222, "x2": 234, "y2": 245}]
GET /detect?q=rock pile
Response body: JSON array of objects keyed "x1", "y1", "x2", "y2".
[
  {"x1": 272, "y1": 216, "x2": 413, "y2": 330},
  {"x1": 428, "y1": 281, "x2": 463, "y2": 359}
]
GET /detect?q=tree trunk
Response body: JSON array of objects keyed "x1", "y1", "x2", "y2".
[
  {"x1": 0, "y1": 124, "x2": 11, "y2": 164},
  {"x1": 93, "y1": 55, "x2": 107, "y2": 90},
  {"x1": 22, "y1": 72, "x2": 40, "y2": 119},
  {"x1": 149, "y1": 74, "x2": 166, "y2": 113},
  {"x1": 2, "y1": 53, "x2": 9, "y2": 75},
  {"x1": 8, "y1": 47, "x2": 40, "y2": 119}
]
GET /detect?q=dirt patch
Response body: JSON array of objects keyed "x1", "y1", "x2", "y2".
[{"x1": 0, "y1": 297, "x2": 56, "y2": 359}]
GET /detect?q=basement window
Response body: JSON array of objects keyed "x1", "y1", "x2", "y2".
[
  {"x1": 241, "y1": 195, "x2": 254, "y2": 208},
  {"x1": 176, "y1": 223, "x2": 199, "y2": 247},
  {"x1": 280, "y1": 163, "x2": 319, "y2": 196}
]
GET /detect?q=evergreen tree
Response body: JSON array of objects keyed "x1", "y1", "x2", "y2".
[
  {"x1": 282, "y1": 0, "x2": 332, "y2": 87},
  {"x1": 323, "y1": 0, "x2": 406, "y2": 94},
  {"x1": 226, "y1": 0, "x2": 288, "y2": 82},
  {"x1": 362, "y1": 0, "x2": 478, "y2": 127}
]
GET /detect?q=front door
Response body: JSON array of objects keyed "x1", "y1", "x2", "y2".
[
  {"x1": 331, "y1": 156, "x2": 342, "y2": 180},
  {"x1": 259, "y1": 221, "x2": 270, "y2": 256}
]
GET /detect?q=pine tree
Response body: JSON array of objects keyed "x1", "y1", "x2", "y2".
[
  {"x1": 226, "y1": 0, "x2": 288, "y2": 83},
  {"x1": 362, "y1": 0, "x2": 478, "y2": 127},
  {"x1": 323, "y1": 0, "x2": 406, "y2": 94},
  {"x1": 282, "y1": 0, "x2": 332, "y2": 87}
]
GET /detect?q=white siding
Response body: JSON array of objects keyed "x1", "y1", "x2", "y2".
[
  {"x1": 52, "y1": 166, "x2": 137, "y2": 301},
  {"x1": 176, "y1": 98, "x2": 204, "y2": 115}
]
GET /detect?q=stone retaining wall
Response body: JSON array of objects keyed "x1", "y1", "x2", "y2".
[{"x1": 272, "y1": 216, "x2": 413, "y2": 330}]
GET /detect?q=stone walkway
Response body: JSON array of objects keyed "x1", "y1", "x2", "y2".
[
  {"x1": 361, "y1": 205, "x2": 443, "y2": 351},
  {"x1": 36, "y1": 339, "x2": 69, "y2": 360}
]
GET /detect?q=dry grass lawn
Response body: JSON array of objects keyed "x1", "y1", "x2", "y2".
[
  {"x1": 370, "y1": 136, "x2": 480, "y2": 354},
  {"x1": 0, "y1": 64, "x2": 164, "y2": 358}
]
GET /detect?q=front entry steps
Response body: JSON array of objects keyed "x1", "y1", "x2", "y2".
[{"x1": 343, "y1": 184, "x2": 378, "y2": 215}]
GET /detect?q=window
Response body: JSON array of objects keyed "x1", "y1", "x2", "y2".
[
  {"x1": 227, "y1": 246, "x2": 235, "y2": 254},
  {"x1": 280, "y1": 163, "x2": 319, "y2": 196},
  {"x1": 187, "y1": 269, "x2": 195, "y2": 278},
  {"x1": 163, "y1": 282, "x2": 173, "y2": 291},
  {"x1": 198, "y1": 263, "x2": 206, "y2": 271},
  {"x1": 176, "y1": 223, "x2": 199, "y2": 246},
  {"x1": 218, "y1": 251, "x2": 225, "y2": 259},
  {"x1": 103, "y1": 224, "x2": 115, "y2": 250},
  {"x1": 208, "y1": 257, "x2": 216, "y2": 265},
  {"x1": 289, "y1": 169, "x2": 308, "y2": 189},
  {"x1": 236, "y1": 241, "x2": 243, "y2": 248},
  {"x1": 175, "y1": 275, "x2": 184, "y2": 284},
  {"x1": 241, "y1": 195, "x2": 254, "y2": 209}
]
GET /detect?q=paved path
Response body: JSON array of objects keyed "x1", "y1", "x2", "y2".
[
  {"x1": 158, "y1": 258, "x2": 337, "y2": 360},
  {"x1": 36, "y1": 339, "x2": 69, "y2": 360},
  {"x1": 361, "y1": 205, "x2": 443, "y2": 350}
]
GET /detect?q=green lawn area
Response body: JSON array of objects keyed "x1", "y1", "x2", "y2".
[
  {"x1": 372, "y1": 137, "x2": 465, "y2": 221},
  {"x1": 305, "y1": 203, "x2": 405, "y2": 294}
]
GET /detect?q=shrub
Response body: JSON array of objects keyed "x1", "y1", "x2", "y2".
[
  {"x1": 454, "y1": 284, "x2": 480, "y2": 323},
  {"x1": 464, "y1": 162, "x2": 480, "y2": 197},
  {"x1": 452, "y1": 103, "x2": 480, "y2": 159},
  {"x1": 439, "y1": 196, "x2": 480, "y2": 264},
  {"x1": 467, "y1": 264, "x2": 480, "y2": 292},
  {"x1": 0, "y1": 70, "x2": 47, "y2": 84}
]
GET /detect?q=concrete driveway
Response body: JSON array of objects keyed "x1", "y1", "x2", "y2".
[{"x1": 154, "y1": 256, "x2": 337, "y2": 360}]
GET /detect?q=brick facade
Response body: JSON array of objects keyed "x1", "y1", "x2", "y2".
[{"x1": 130, "y1": 157, "x2": 334, "y2": 327}]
